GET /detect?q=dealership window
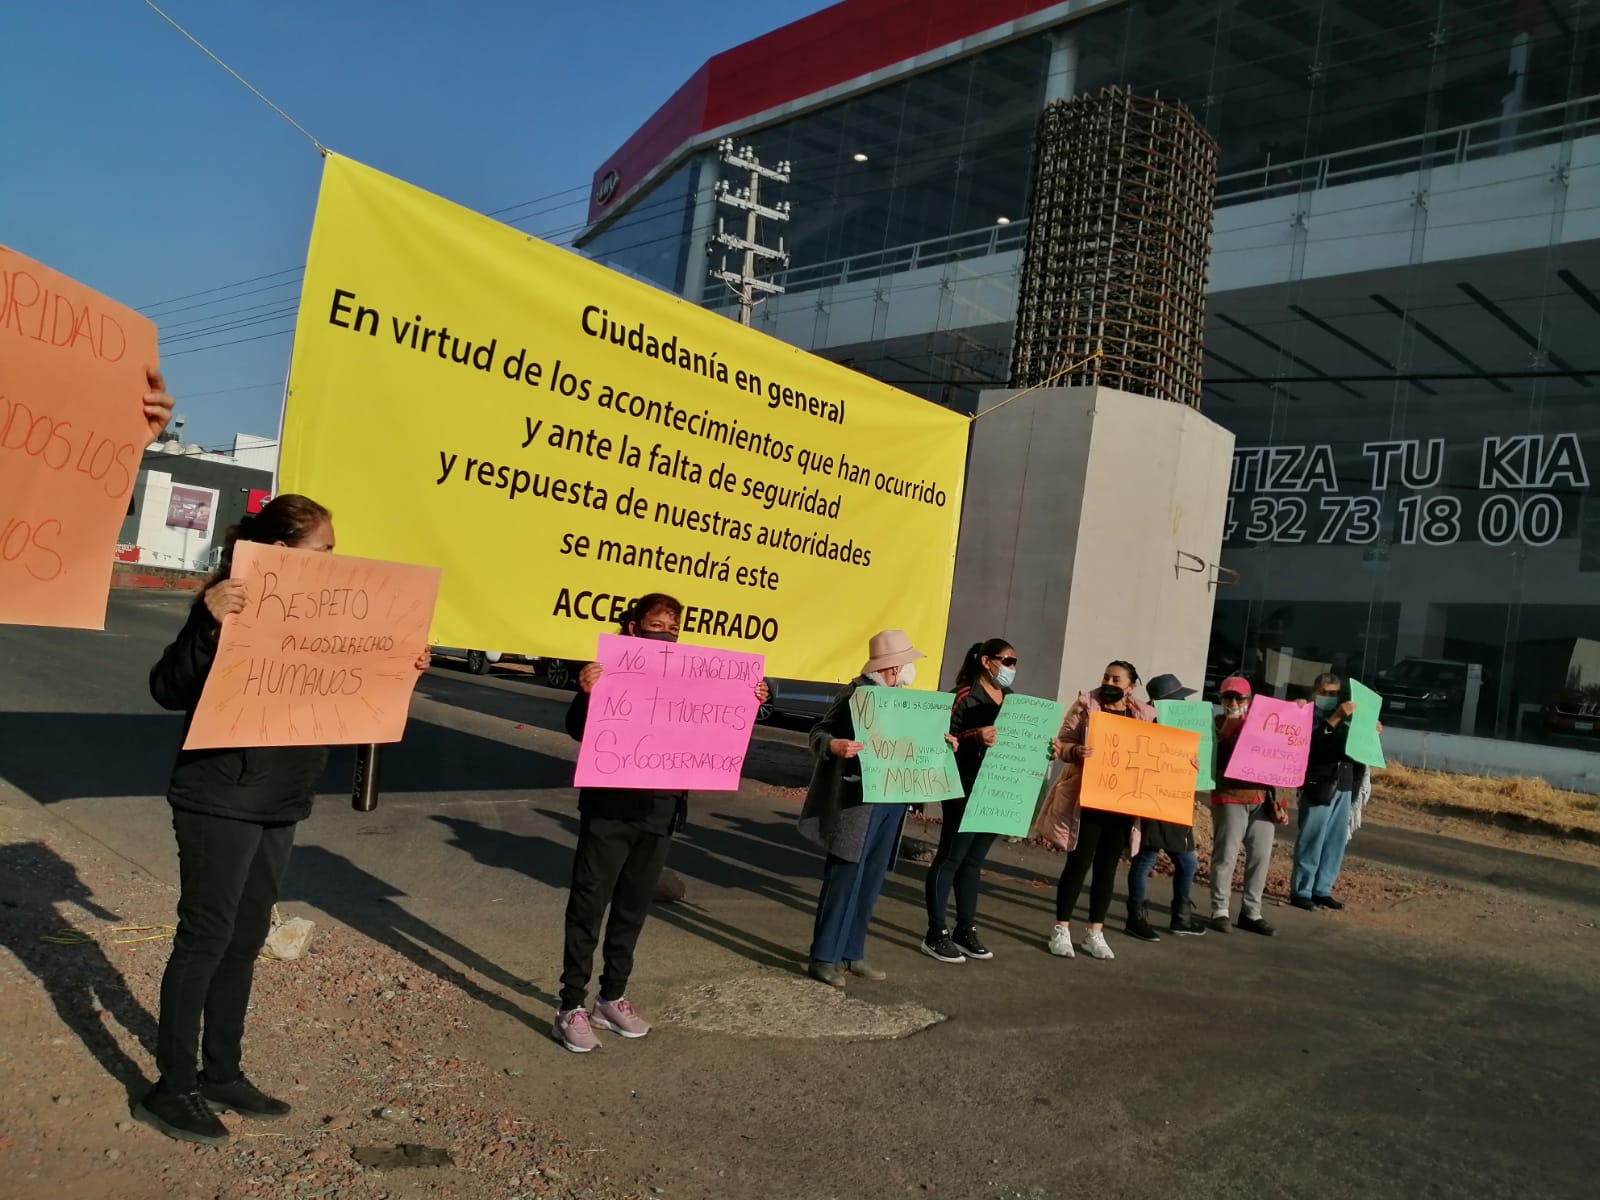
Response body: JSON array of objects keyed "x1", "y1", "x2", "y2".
[{"x1": 583, "y1": 162, "x2": 696, "y2": 292}]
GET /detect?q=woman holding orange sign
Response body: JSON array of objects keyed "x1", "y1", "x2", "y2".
[
  {"x1": 1039, "y1": 660, "x2": 1153, "y2": 962},
  {"x1": 138, "y1": 495, "x2": 430, "y2": 1147}
]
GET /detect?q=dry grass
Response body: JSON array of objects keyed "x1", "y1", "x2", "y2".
[{"x1": 1374, "y1": 762, "x2": 1600, "y2": 840}]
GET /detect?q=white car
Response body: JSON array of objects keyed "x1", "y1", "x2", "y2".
[{"x1": 429, "y1": 647, "x2": 577, "y2": 689}]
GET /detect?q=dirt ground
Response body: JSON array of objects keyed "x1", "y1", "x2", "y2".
[
  {"x1": 1371, "y1": 763, "x2": 1600, "y2": 859},
  {"x1": 0, "y1": 795, "x2": 633, "y2": 1200},
  {"x1": 4, "y1": 774, "x2": 1597, "y2": 1200}
]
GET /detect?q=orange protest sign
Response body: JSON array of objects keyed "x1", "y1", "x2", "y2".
[
  {"x1": 1080, "y1": 710, "x2": 1200, "y2": 825},
  {"x1": 1, "y1": 246, "x2": 158, "y2": 628},
  {"x1": 184, "y1": 543, "x2": 441, "y2": 750}
]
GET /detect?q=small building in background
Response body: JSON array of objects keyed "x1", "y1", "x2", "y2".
[{"x1": 116, "y1": 431, "x2": 274, "y2": 573}]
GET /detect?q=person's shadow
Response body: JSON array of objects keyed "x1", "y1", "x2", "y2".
[
  {"x1": 0, "y1": 842, "x2": 160, "y2": 1097},
  {"x1": 283, "y1": 847, "x2": 557, "y2": 1037}
]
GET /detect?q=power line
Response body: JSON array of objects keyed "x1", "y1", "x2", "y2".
[
  {"x1": 137, "y1": 182, "x2": 604, "y2": 316},
  {"x1": 162, "y1": 325, "x2": 300, "y2": 358},
  {"x1": 138, "y1": 266, "x2": 305, "y2": 313},
  {"x1": 173, "y1": 381, "x2": 286, "y2": 400}
]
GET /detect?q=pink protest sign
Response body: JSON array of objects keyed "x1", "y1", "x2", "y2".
[
  {"x1": 1223, "y1": 695, "x2": 1312, "y2": 788},
  {"x1": 573, "y1": 634, "x2": 765, "y2": 791}
]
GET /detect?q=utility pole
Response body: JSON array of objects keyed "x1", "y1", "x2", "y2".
[{"x1": 710, "y1": 138, "x2": 790, "y2": 325}]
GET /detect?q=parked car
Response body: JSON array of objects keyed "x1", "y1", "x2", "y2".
[
  {"x1": 762, "y1": 677, "x2": 845, "y2": 725},
  {"x1": 429, "y1": 647, "x2": 579, "y2": 689},
  {"x1": 1370, "y1": 658, "x2": 1478, "y2": 731},
  {"x1": 1541, "y1": 688, "x2": 1600, "y2": 741}
]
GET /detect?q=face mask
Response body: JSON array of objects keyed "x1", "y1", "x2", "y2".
[
  {"x1": 635, "y1": 629, "x2": 678, "y2": 642},
  {"x1": 994, "y1": 666, "x2": 1016, "y2": 689},
  {"x1": 1314, "y1": 695, "x2": 1339, "y2": 715},
  {"x1": 1222, "y1": 702, "x2": 1249, "y2": 718},
  {"x1": 1096, "y1": 684, "x2": 1125, "y2": 705},
  {"x1": 898, "y1": 662, "x2": 916, "y2": 688}
]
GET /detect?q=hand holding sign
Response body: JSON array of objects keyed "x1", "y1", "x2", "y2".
[
  {"x1": 1223, "y1": 695, "x2": 1313, "y2": 787},
  {"x1": 574, "y1": 635, "x2": 764, "y2": 791},
  {"x1": 1343, "y1": 679, "x2": 1386, "y2": 768},
  {"x1": 142, "y1": 368, "x2": 174, "y2": 442},
  {"x1": 185, "y1": 543, "x2": 441, "y2": 749},
  {"x1": 1080, "y1": 711, "x2": 1200, "y2": 824},
  {"x1": 1, "y1": 246, "x2": 159, "y2": 629},
  {"x1": 849, "y1": 686, "x2": 963, "y2": 805}
]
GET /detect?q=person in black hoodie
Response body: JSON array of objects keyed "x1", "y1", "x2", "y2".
[
  {"x1": 553, "y1": 592, "x2": 767, "y2": 1053},
  {"x1": 921, "y1": 638, "x2": 1024, "y2": 964},
  {"x1": 137, "y1": 494, "x2": 429, "y2": 1144}
]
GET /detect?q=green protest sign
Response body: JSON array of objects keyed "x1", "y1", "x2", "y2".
[
  {"x1": 1345, "y1": 679, "x2": 1386, "y2": 768},
  {"x1": 849, "y1": 686, "x2": 963, "y2": 804},
  {"x1": 1154, "y1": 699, "x2": 1218, "y2": 791},
  {"x1": 959, "y1": 694, "x2": 1065, "y2": 837}
]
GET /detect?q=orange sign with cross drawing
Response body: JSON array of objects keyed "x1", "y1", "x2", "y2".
[{"x1": 1080, "y1": 710, "x2": 1200, "y2": 825}]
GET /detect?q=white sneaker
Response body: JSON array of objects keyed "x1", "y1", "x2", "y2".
[
  {"x1": 1048, "y1": 925, "x2": 1075, "y2": 958},
  {"x1": 1081, "y1": 930, "x2": 1115, "y2": 960}
]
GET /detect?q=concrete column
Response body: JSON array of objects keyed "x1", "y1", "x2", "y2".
[
  {"x1": 943, "y1": 386, "x2": 1235, "y2": 705},
  {"x1": 681, "y1": 152, "x2": 721, "y2": 304},
  {"x1": 1044, "y1": 30, "x2": 1079, "y2": 105}
]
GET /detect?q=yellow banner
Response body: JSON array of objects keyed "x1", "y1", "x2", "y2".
[{"x1": 279, "y1": 155, "x2": 968, "y2": 682}]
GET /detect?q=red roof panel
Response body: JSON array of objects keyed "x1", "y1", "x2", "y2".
[{"x1": 585, "y1": 0, "x2": 1069, "y2": 226}]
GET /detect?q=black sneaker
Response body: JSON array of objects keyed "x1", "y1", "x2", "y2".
[
  {"x1": 952, "y1": 925, "x2": 994, "y2": 960},
  {"x1": 920, "y1": 930, "x2": 967, "y2": 964},
  {"x1": 1238, "y1": 915, "x2": 1277, "y2": 936},
  {"x1": 133, "y1": 1087, "x2": 230, "y2": 1145},
  {"x1": 199, "y1": 1074, "x2": 291, "y2": 1120},
  {"x1": 1314, "y1": 895, "x2": 1345, "y2": 911},
  {"x1": 1290, "y1": 895, "x2": 1317, "y2": 912},
  {"x1": 1124, "y1": 903, "x2": 1161, "y2": 943},
  {"x1": 1169, "y1": 906, "x2": 1208, "y2": 937},
  {"x1": 1209, "y1": 913, "x2": 1231, "y2": 933}
]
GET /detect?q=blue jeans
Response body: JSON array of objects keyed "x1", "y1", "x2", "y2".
[
  {"x1": 810, "y1": 804, "x2": 902, "y2": 963},
  {"x1": 1292, "y1": 790, "x2": 1352, "y2": 899},
  {"x1": 1127, "y1": 848, "x2": 1197, "y2": 911}
]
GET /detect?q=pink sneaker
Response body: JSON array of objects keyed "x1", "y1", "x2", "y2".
[
  {"x1": 591, "y1": 998, "x2": 651, "y2": 1039},
  {"x1": 552, "y1": 1008, "x2": 599, "y2": 1053}
]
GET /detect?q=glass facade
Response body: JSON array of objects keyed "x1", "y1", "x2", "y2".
[
  {"x1": 580, "y1": 162, "x2": 696, "y2": 292},
  {"x1": 582, "y1": 0, "x2": 1600, "y2": 757}
]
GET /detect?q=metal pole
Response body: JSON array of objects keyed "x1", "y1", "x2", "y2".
[{"x1": 741, "y1": 173, "x2": 759, "y2": 325}]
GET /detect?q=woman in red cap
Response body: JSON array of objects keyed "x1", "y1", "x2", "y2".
[{"x1": 1207, "y1": 676, "x2": 1280, "y2": 935}]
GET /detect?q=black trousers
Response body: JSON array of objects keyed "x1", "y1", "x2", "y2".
[
  {"x1": 559, "y1": 815, "x2": 673, "y2": 1011},
  {"x1": 1055, "y1": 809, "x2": 1131, "y2": 924},
  {"x1": 923, "y1": 797, "x2": 998, "y2": 933},
  {"x1": 156, "y1": 810, "x2": 294, "y2": 1094}
]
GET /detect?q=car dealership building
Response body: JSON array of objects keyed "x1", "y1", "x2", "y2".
[{"x1": 578, "y1": 0, "x2": 1600, "y2": 770}]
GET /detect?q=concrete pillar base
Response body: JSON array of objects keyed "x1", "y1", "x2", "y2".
[{"x1": 943, "y1": 386, "x2": 1235, "y2": 702}]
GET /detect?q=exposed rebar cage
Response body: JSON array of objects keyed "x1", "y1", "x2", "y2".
[{"x1": 1010, "y1": 87, "x2": 1219, "y2": 408}]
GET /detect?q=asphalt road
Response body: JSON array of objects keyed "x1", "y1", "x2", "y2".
[{"x1": 3, "y1": 592, "x2": 1599, "y2": 1200}]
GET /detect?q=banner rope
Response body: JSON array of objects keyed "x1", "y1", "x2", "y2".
[
  {"x1": 969, "y1": 349, "x2": 1105, "y2": 421},
  {"x1": 139, "y1": 1, "x2": 327, "y2": 155}
]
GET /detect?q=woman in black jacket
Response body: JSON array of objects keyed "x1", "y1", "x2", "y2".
[
  {"x1": 136, "y1": 494, "x2": 427, "y2": 1145},
  {"x1": 921, "y1": 638, "x2": 1018, "y2": 964}
]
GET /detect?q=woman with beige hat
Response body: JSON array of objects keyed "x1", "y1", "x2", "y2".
[{"x1": 799, "y1": 629, "x2": 933, "y2": 987}]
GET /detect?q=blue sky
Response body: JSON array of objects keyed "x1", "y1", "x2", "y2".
[{"x1": 2, "y1": 0, "x2": 830, "y2": 449}]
